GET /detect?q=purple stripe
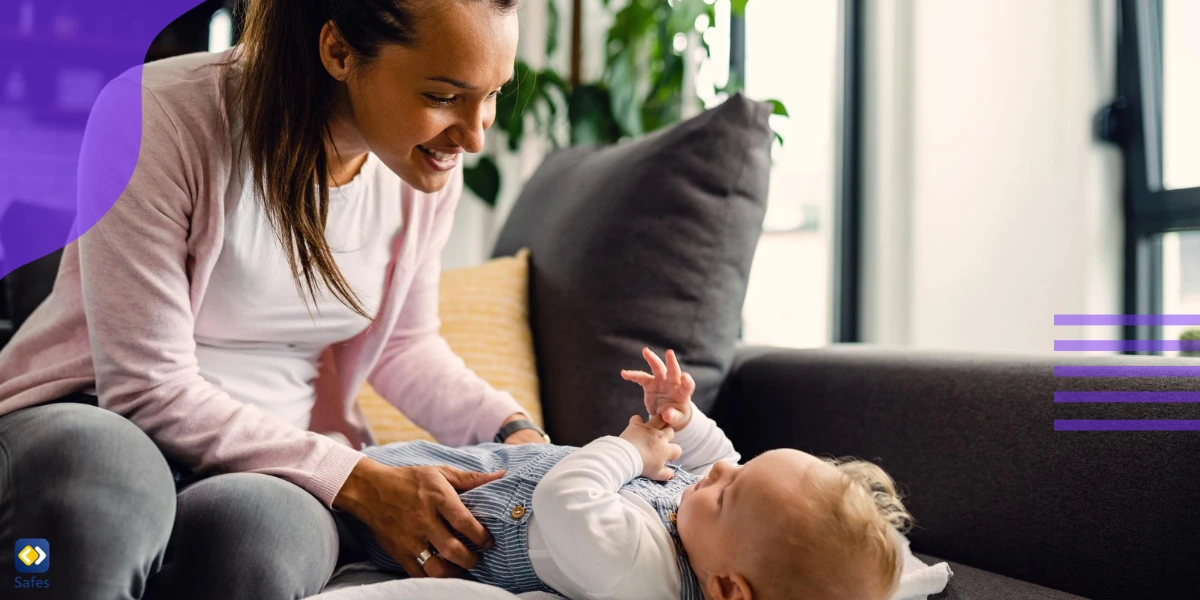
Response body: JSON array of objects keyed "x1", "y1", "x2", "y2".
[
  {"x1": 1055, "y1": 314, "x2": 1200, "y2": 326},
  {"x1": 1055, "y1": 392, "x2": 1200, "y2": 402},
  {"x1": 1055, "y1": 366, "x2": 1200, "y2": 377},
  {"x1": 1055, "y1": 340, "x2": 1200, "y2": 351},
  {"x1": 1055, "y1": 420, "x2": 1200, "y2": 431}
]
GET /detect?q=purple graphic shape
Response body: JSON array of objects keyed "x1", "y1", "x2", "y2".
[
  {"x1": 1054, "y1": 392, "x2": 1200, "y2": 402},
  {"x1": 1055, "y1": 420, "x2": 1200, "y2": 431},
  {"x1": 0, "y1": 1, "x2": 205, "y2": 281},
  {"x1": 1055, "y1": 366, "x2": 1200, "y2": 377},
  {"x1": 1055, "y1": 314, "x2": 1200, "y2": 326},
  {"x1": 1055, "y1": 340, "x2": 1200, "y2": 352}
]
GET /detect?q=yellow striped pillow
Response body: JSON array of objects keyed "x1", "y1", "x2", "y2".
[{"x1": 357, "y1": 248, "x2": 542, "y2": 444}]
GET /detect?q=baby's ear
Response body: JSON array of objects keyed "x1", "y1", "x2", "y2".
[{"x1": 707, "y1": 572, "x2": 753, "y2": 600}]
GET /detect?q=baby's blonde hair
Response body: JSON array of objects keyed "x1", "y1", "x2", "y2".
[{"x1": 752, "y1": 456, "x2": 913, "y2": 600}]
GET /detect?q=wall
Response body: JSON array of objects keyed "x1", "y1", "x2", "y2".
[
  {"x1": 441, "y1": 0, "x2": 585, "y2": 270},
  {"x1": 861, "y1": 0, "x2": 1124, "y2": 355}
]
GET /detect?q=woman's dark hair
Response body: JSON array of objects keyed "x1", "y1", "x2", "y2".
[{"x1": 222, "y1": 0, "x2": 518, "y2": 318}]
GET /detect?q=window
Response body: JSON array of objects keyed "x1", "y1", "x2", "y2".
[
  {"x1": 1114, "y1": 0, "x2": 1200, "y2": 354},
  {"x1": 1161, "y1": 0, "x2": 1200, "y2": 190},
  {"x1": 734, "y1": 0, "x2": 846, "y2": 348},
  {"x1": 208, "y1": 8, "x2": 234, "y2": 54}
]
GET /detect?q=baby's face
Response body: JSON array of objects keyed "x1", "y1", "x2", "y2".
[{"x1": 677, "y1": 449, "x2": 830, "y2": 582}]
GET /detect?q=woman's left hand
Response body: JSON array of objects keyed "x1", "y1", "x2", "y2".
[{"x1": 500, "y1": 413, "x2": 548, "y2": 445}]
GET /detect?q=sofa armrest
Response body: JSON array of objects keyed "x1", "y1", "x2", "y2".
[{"x1": 708, "y1": 344, "x2": 1200, "y2": 600}]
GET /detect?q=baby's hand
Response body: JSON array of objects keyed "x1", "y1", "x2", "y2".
[
  {"x1": 619, "y1": 415, "x2": 682, "y2": 481},
  {"x1": 620, "y1": 347, "x2": 696, "y2": 430}
]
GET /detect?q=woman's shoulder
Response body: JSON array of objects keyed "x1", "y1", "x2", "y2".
[{"x1": 108, "y1": 50, "x2": 235, "y2": 156}]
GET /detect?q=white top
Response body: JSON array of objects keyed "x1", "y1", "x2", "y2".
[
  {"x1": 525, "y1": 406, "x2": 740, "y2": 600},
  {"x1": 193, "y1": 154, "x2": 401, "y2": 429}
]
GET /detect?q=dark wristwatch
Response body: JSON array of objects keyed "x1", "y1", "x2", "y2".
[{"x1": 494, "y1": 419, "x2": 551, "y2": 443}]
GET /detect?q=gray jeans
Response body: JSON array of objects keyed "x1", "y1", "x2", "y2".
[{"x1": 0, "y1": 397, "x2": 366, "y2": 600}]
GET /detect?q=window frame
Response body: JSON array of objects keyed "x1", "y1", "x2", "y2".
[
  {"x1": 1115, "y1": 0, "x2": 1200, "y2": 354},
  {"x1": 731, "y1": 0, "x2": 863, "y2": 344}
]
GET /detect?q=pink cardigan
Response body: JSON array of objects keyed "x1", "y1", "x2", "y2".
[{"x1": 0, "y1": 51, "x2": 524, "y2": 507}]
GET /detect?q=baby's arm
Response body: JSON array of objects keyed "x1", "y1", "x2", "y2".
[
  {"x1": 531, "y1": 429, "x2": 677, "y2": 596},
  {"x1": 670, "y1": 404, "x2": 741, "y2": 476}
]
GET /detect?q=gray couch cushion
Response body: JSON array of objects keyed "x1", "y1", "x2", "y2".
[
  {"x1": 916, "y1": 554, "x2": 1088, "y2": 600},
  {"x1": 492, "y1": 93, "x2": 772, "y2": 445}
]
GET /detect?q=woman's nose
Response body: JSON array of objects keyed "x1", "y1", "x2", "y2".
[{"x1": 452, "y1": 103, "x2": 490, "y2": 154}]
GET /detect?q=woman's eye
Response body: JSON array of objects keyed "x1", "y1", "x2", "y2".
[
  {"x1": 425, "y1": 94, "x2": 456, "y2": 106},
  {"x1": 488, "y1": 90, "x2": 502, "y2": 100}
]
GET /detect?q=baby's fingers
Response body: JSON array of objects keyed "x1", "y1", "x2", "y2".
[
  {"x1": 620, "y1": 370, "x2": 654, "y2": 385},
  {"x1": 667, "y1": 443, "x2": 682, "y2": 462},
  {"x1": 650, "y1": 467, "x2": 675, "y2": 482},
  {"x1": 662, "y1": 407, "x2": 684, "y2": 426},
  {"x1": 643, "y1": 347, "x2": 668, "y2": 379},
  {"x1": 682, "y1": 372, "x2": 696, "y2": 395},
  {"x1": 665, "y1": 349, "x2": 682, "y2": 384}
]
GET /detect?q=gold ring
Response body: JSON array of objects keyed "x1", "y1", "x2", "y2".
[{"x1": 416, "y1": 547, "x2": 437, "y2": 566}]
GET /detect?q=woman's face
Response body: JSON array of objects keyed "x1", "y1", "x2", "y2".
[{"x1": 323, "y1": 3, "x2": 519, "y2": 193}]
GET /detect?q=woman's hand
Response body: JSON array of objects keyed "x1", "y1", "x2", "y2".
[
  {"x1": 618, "y1": 414, "x2": 682, "y2": 481},
  {"x1": 333, "y1": 457, "x2": 504, "y2": 578},
  {"x1": 620, "y1": 347, "x2": 695, "y2": 430}
]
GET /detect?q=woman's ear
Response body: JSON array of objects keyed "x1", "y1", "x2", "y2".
[
  {"x1": 706, "y1": 572, "x2": 753, "y2": 600},
  {"x1": 318, "y1": 21, "x2": 354, "y2": 81}
]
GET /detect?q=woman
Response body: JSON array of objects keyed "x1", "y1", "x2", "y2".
[{"x1": 0, "y1": 0, "x2": 548, "y2": 598}]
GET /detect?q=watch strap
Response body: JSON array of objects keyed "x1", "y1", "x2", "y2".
[{"x1": 494, "y1": 419, "x2": 550, "y2": 443}]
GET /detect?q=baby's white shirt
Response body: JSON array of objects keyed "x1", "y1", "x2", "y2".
[{"x1": 524, "y1": 407, "x2": 740, "y2": 599}]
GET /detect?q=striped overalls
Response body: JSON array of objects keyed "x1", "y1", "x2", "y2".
[{"x1": 349, "y1": 441, "x2": 703, "y2": 599}]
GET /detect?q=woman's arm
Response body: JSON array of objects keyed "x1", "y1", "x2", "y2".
[
  {"x1": 366, "y1": 165, "x2": 526, "y2": 446},
  {"x1": 77, "y1": 77, "x2": 363, "y2": 507}
]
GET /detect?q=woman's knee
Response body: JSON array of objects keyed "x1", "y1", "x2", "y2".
[
  {"x1": 0, "y1": 403, "x2": 176, "y2": 598},
  {"x1": 165, "y1": 473, "x2": 339, "y2": 598}
]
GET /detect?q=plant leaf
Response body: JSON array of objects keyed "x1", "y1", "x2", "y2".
[
  {"x1": 766, "y1": 99, "x2": 789, "y2": 117},
  {"x1": 546, "y1": 0, "x2": 560, "y2": 58},
  {"x1": 463, "y1": 156, "x2": 502, "y2": 208},
  {"x1": 731, "y1": 0, "x2": 749, "y2": 17},
  {"x1": 668, "y1": 0, "x2": 708, "y2": 35},
  {"x1": 569, "y1": 84, "x2": 620, "y2": 145}
]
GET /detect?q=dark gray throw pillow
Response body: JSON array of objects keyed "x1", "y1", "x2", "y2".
[{"x1": 492, "y1": 93, "x2": 773, "y2": 445}]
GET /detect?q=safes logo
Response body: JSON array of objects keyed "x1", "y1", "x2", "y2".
[
  {"x1": 14, "y1": 539, "x2": 48, "y2": 574},
  {"x1": 14, "y1": 538, "x2": 50, "y2": 591}
]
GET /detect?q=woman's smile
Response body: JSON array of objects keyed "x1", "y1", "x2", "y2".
[{"x1": 416, "y1": 144, "x2": 462, "y2": 171}]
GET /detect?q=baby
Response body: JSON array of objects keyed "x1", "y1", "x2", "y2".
[{"x1": 350, "y1": 348, "x2": 913, "y2": 600}]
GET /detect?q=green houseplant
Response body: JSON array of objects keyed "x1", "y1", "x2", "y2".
[{"x1": 463, "y1": 0, "x2": 785, "y2": 206}]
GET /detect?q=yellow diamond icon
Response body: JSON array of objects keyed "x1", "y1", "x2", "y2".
[{"x1": 18, "y1": 545, "x2": 37, "y2": 566}]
